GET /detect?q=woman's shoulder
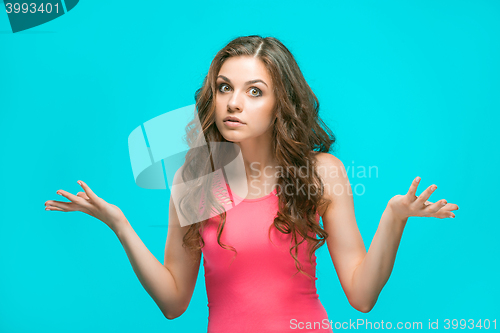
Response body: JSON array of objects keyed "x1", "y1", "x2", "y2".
[
  {"x1": 311, "y1": 151, "x2": 344, "y2": 172},
  {"x1": 310, "y1": 151, "x2": 347, "y2": 217}
]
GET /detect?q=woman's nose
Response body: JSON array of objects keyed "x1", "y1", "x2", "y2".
[{"x1": 227, "y1": 90, "x2": 243, "y2": 111}]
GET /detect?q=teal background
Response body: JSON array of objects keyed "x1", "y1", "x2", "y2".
[{"x1": 1, "y1": 1, "x2": 499, "y2": 332}]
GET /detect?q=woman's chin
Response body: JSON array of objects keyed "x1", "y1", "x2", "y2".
[
  {"x1": 223, "y1": 138, "x2": 241, "y2": 144},
  {"x1": 221, "y1": 133, "x2": 243, "y2": 143}
]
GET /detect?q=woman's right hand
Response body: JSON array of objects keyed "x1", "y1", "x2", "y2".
[{"x1": 44, "y1": 180, "x2": 128, "y2": 233}]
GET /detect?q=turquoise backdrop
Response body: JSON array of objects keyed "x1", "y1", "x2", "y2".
[{"x1": 1, "y1": 1, "x2": 498, "y2": 332}]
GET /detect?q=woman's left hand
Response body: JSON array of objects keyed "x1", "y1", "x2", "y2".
[{"x1": 388, "y1": 176, "x2": 459, "y2": 221}]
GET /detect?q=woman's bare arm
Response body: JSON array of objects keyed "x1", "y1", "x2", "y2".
[
  {"x1": 44, "y1": 180, "x2": 200, "y2": 320},
  {"x1": 315, "y1": 153, "x2": 458, "y2": 312},
  {"x1": 115, "y1": 195, "x2": 201, "y2": 319}
]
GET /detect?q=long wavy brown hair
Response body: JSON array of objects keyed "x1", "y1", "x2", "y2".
[{"x1": 177, "y1": 35, "x2": 336, "y2": 280}]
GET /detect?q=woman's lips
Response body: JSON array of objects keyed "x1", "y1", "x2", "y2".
[{"x1": 223, "y1": 120, "x2": 246, "y2": 127}]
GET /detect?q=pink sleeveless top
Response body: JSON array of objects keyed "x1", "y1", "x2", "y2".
[{"x1": 199, "y1": 174, "x2": 332, "y2": 333}]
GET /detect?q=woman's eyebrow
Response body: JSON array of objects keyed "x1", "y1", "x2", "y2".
[{"x1": 217, "y1": 75, "x2": 268, "y2": 88}]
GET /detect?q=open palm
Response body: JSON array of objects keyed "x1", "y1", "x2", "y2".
[
  {"x1": 388, "y1": 177, "x2": 459, "y2": 221},
  {"x1": 44, "y1": 180, "x2": 127, "y2": 232}
]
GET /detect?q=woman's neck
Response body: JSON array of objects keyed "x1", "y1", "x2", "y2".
[{"x1": 234, "y1": 135, "x2": 279, "y2": 196}]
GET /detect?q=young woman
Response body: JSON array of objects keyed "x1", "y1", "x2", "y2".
[{"x1": 44, "y1": 35, "x2": 459, "y2": 332}]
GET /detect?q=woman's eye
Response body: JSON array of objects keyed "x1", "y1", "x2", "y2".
[
  {"x1": 249, "y1": 88, "x2": 262, "y2": 97},
  {"x1": 218, "y1": 83, "x2": 230, "y2": 93}
]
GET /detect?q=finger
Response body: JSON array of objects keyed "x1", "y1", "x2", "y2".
[
  {"x1": 58, "y1": 191, "x2": 90, "y2": 208},
  {"x1": 436, "y1": 203, "x2": 459, "y2": 211},
  {"x1": 45, "y1": 205, "x2": 65, "y2": 211},
  {"x1": 423, "y1": 199, "x2": 447, "y2": 215},
  {"x1": 425, "y1": 201, "x2": 457, "y2": 218},
  {"x1": 77, "y1": 180, "x2": 99, "y2": 201},
  {"x1": 45, "y1": 201, "x2": 76, "y2": 211},
  {"x1": 415, "y1": 184, "x2": 437, "y2": 205},
  {"x1": 76, "y1": 192, "x2": 90, "y2": 200},
  {"x1": 432, "y1": 210, "x2": 456, "y2": 219},
  {"x1": 45, "y1": 200, "x2": 68, "y2": 206},
  {"x1": 55, "y1": 188, "x2": 82, "y2": 203},
  {"x1": 406, "y1": 176, "x2": 421, "y2": 199}
]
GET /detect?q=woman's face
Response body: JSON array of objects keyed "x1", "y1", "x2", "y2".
[{"x1": 214, "y1": 56, "x2": 276, "y2": 143}]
